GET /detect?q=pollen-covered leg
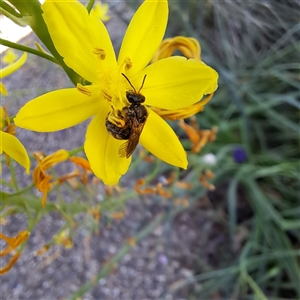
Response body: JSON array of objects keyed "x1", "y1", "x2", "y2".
[{"x1": 105, "y1": 108, "x2": 131, "y2": 140}]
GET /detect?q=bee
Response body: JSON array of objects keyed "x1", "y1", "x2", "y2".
[{"x1": 105, "y1": 73, "x2": 148, "y2": 159}]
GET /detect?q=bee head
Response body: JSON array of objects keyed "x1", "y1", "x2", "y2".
[
  {"x1": 122, "y1": 73, "x2": 147, "y2": 105},
  {"x1": 126, "y1": 91, "x2": 145, "y2": 104}
]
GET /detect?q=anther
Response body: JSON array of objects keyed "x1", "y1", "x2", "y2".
[
  {"x1": 124, "y1": 57, "x2": 132, "y2": 71},
  {"x1": 93, "y1": 47, "x2": 106, "y2": 60},
  {"x1": 77, "y1": 84, "x2": 92, "y2": 96},
  {"x1": 102, "y1": 89, "x2": 112, "y2": 101}
]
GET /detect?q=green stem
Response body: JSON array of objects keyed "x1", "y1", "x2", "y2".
[
  {"x1": 9, "y1": 161, "x2": 19, "y2": 191},
  {"x1": 241, "y1": 268, "x2": 268, "y2": 300},
  {"x1": 0, "y1": 38, "x2": 58, "y2": 64},
  {"x1": 12, "y1": 183, "x2": 35, "y2": 197},
  {"x1": 0, "y1": 1, "x2": 23, "y2": 18},
  {"x1": 240, "y1": 243, "x2": 268, "y2": 300},
  {"x1": 68, "y1": 146, "x2": 84, "y2": 157},
  {"x1": 0, "y1": 6, "x2": 30, "y2": 28},
  {"x1": 144, "y1": 159, "x2": 161, "y2": 183},
  {"x1": 86, "y1": 0, "x2": 95, "y2": 13}
]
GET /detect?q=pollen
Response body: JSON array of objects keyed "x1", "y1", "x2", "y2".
[{"x1": 107, "y1": 109, "x2": 126, "y2": 127}]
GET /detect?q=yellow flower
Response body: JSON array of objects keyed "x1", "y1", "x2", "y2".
[
  {"x1": 15, "y1": 0, "x2": 218, "y2": 185},
  {"x1": 0, "y1": 52, "x2": 27, "y2": 96},
  {"x1": 0, "y1": 107, "x2": 30, "y2": 174},
  {"x1": 91, "y1": 2, "x2": 110, "y2": 22},
  {"x1": 2, "y1": 49, "x2": 18, "y2": 65}
]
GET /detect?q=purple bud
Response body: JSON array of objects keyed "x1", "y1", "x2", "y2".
[{"x1": 233, "y1": 147, "x2": 247, "y2": 163}]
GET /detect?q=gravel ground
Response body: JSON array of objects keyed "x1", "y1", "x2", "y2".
[{"x1": 1, "y1": 4, "x2": 231, "y2": 299}]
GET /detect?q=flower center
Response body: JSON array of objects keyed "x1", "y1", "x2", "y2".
[{"x1": 76, "y1": 49, "x2": 138, "y2": 129}]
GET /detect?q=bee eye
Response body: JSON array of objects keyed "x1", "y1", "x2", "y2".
[
  {"x1": 139, "y1": 95, "x2": 145, "y2": 103},
  {"x1": 126, "y1": 92, "x2": 135, "y2": 103}
]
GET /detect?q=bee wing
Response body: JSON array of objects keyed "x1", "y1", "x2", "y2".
[{"x1": 119, "y1": 118, "x2": 146, "y2": 159}]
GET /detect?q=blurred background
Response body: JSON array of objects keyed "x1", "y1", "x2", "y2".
[{"x1": 1, "y1": 0, "x2": 299, "y2": 299}]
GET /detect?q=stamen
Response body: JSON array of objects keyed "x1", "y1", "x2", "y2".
[
  {"x1": 124, "y1": 57, "x2": 132, "y2": 71},
  {"x1": 77, "y1": 84, "x2": 92, "y2": 97},
  {"x1": 102, "y1": 89, "x2": 112, "y2": 101},
  {"x1": 93, "y1": 47, "x2": 106, "y2": 60},
  {"x1": 118, "y1": 58, "x2": 132, "y2": 75}
]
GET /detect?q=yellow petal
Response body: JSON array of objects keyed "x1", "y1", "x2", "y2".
[
  {"x1": 1, "y1": 131, "x2": 30, "y2": 174},
  {"x1": 118, "y1": 0, "x2": 168, "y2": 76},
  {"x1": 140, "y1": 109, "x2": 187, "y2": 169},
  {"x1": 0, "y1": 82, "x2": 8, "y2": 96},
  {"x1": 15, "y1": 88, "x2": 100, "y2": 132},
  {"x1": 0, "y1": 107, "x2": 5, "y2": 130},
  {"x1": 42, "y1": 0, "x2": 116, "y2": 83},
  {"x1": 133, "y1": 56, "x2": 218, "y2": 110},
  {"x1": 0, "y1": 53, "x2": 27, "y2": 79},
  {"x1": 84, "y1": 106, "x2": 131, "y2": 185}
]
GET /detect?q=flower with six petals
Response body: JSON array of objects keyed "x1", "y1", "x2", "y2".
[{"x1": 15, "y1": 0, "x2": 218, "y2": 185}]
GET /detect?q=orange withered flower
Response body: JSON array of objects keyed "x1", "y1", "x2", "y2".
[
  {"x1": 0, "y1": 230, "x2": 29, "y2": 275},
  {"x1": 33, "y1": 149, "x2": 69, "y2": 207},
  {"x1": 179, "y1": 119, "x2": 218, "y2": 153}
]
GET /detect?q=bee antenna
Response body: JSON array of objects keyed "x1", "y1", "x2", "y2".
[
  {"x1": 121, "y1": 73, "x2": 136, "y2": 92},
  {"x1": 138, "y1": 74, "x2": 147, "y2": 93}
]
